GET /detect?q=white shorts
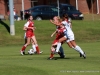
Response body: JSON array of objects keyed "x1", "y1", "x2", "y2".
[{"x1": 65, "y1": 34, "x2": 75, "y2": 43}]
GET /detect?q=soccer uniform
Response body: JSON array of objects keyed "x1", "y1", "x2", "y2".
[
  {"x1": 20, "y1": 20, "x2": 35, "y2": 53},
  {"x1": 62, "y1": 20, "x2": 75, "y2": 41},
  {"x1": 49, "y1": 26, "x2": 66, "y2": 59},
  {"x1": 52, "y1": 26, "x2": 66, "y2": 45},
  {"x1": 24, "y1": 21, "x2": 41, "y2": 54},
  {"x1": 24, "y1": 20, "x2": 35, "y2": 38},
  {"x1": 61, "y1": 20, "x2": 86, "y2": 58}
]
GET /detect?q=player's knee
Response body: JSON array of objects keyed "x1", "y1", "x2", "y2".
[{"x1": 27, "y1": 42, "x2": 30, "y2": 45}]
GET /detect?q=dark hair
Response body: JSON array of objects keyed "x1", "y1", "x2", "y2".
[
  {"x1": 62, "y1": 13, "x2": 69, "y2": 19},
  {"x1": 27, "y1": 15, "x2": 33, "y2": 20}
]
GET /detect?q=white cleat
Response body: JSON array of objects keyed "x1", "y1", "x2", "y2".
[
  {"x1": 20, "y1": 50, "x2": 24, "y2": 55},
  {"x1": 39, "y1": 51, "x2": 43, "y2": 54}
]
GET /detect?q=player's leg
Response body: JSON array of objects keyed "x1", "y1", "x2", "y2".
[
  {"x1": 59, "y1": 46, "x2": 65, "y2": 58},
  {"x1": 20, "y1": 37, "x2": 31, "y2": 55},
  {"x1": 31, "y1": 39, "x2": 37, "y2": 53},
  {"x1": 49, "y1": 46, "x2": 55, "y2": 59},
  {"x1": 70, "y1": 40, "x2": 86, "y2": 58},
  {"x1": 31, "y1": 36, "x2": 42, "y2": 54},
  {"x1": 55, "y1": 36, "x2": 67, "y2": 53}
]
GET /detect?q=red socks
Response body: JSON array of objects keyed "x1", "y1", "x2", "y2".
[
  {"x1": 36, "y1": 45, "x2": 40, "y2": 54},
  {"x1": 21, "y1": 45, "x2": 26, "y2": 51},
  {"x1": 50, "y1": 51, "x2": 54, "y2": 58}
]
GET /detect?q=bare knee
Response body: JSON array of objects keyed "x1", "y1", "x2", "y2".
[{"x1": 26, "y1": 42, "x2": 30, "y2": 46}]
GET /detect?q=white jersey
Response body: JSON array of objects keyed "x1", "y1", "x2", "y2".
[
  {"x1": 24, "y1": 21, "x2": 30, "y2": 27},
  {"x1": 62, "y1": 20, "x2": 74, "y2": 36}
]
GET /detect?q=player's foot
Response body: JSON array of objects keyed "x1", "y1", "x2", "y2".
[
  {"x1": 83, "y1": 52, "x2": 86, "y2": 59},
  {"x1": 80, "y1": 52, "x2": 86, "y2": 59},
  {"x1": 80, "y1": 53, "x2": 82, "y2": 57},
  {"x1": 23, "y1": 51, "x2": 25, "y2": 55},
  {"x1": 39, "y1": 51, "x2": 43, "y2": 54},
  {"x1": 60, "y1": 54, "x2": 66, "y2": 58},
  {"x1": 35, "y1": 51, "x2": 43, "y2": 54},
  {"x1": 47, "y1": 57, "x2": 54, "y2": 60},
  {"x1": 20, "y1": 50, "x2": 24, "y2": 55}
]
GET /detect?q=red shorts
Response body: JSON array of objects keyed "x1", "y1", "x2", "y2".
[
  {"x1": 52, "y1": 39, "x2": 64, "y2": 46},
  {"x1": 26, "y1": 31, "x2": 34, "y2": 38},
  {"x1": 52, "y1": 40, "x2": 58, "y2": 45}
]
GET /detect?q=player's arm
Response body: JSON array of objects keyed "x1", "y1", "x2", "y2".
[
  {"x1": 24, "y1": 22, "x2": 33, "y2": 30},
  {"x1": 69, "y1": 22, "x2": 72, "y2": 29},
  {"x1": 68, "y1": 19, "x2": 72, "y2": 29},
  {"x1": 33, "y1": 26, "x2": 36, "y2": 31},
  {"x1": 51, "y1": 30, "x2": 57, "y2": 37},
  {"x1": 23, "y1": 26, "x2": 27, "y2": 31}
]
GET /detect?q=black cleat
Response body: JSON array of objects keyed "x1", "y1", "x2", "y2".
[
  {"x1": 60, "y1": 54, "x2": 66, "y2": 58},
  {"x1": 23, "y1": 51, "x2": 25, "y2": 55},
  {"x1": 80, "y1": 52, "x2": 86, "y2": 59},
  {"x1": 83, "y1": 52, "x2": 86, "y2": 59},
  {"x1": 80, "y1": 53, "x2": 82, "y2": 57}
]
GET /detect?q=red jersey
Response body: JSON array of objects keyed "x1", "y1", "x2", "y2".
[
  {"x1": 24, "y1": 20, "x2": 34, "y2": 32},
  {"x1": 24, "y1": 20, "x2": 34, "y2": 38},
  {"x1": 55, "y1": 26, "x2": 66, "y2": 40},
  {"x1": 52, "y1": 26, "x2": 66, "y2": 45}
]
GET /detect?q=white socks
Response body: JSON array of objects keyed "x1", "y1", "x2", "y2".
[
  {"x1": 56, "y1": 43, "x2": 61, "y2": 52},
  {"x1": 74, "y1": 45, "x2": 84, "y2": 55},
  {"x1": 56, "y1": 43, "x2": 84, "y2": 55},
  {"x1": 32, "y1": 45, "x2": 36, "y2": 52}
]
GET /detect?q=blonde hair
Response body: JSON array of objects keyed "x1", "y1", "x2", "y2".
[{"x1": 54, "y1": 16, "x2": 62, "y2": 23}]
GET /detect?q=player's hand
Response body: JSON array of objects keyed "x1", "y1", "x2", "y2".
[
  {"x1": 51, "y1": 34, "x2": 54, "y2": 37},
  {"x1": 33, "y1": 27, "x2": 36, "y2": 30},
  {"x1": 50, "y1": 19, "x2": 53, "y2": 23}
]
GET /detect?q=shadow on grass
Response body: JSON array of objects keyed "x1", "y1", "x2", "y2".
[
  {"x1": 46, "y1": 57, "x2": 71, "y2": 60},
  {"x1": 54, "y1": 57, "x2": 71, "y2": 60},
  {"x1": 0, "y1": 19, "x2": 10, "y2": 33}
]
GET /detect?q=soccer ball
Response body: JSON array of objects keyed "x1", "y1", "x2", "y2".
[{"x1": 28, "y1": 49, "x2": 35, "y2": 55}]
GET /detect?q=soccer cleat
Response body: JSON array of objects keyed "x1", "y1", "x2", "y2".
[
  {"x1": 35, "y1": 51, "x2": 43, "y2": 54},
  {"x1": 23, "y1": 51, "x2": 25, "y2": 55},
  {"x1": 83, "y1": 52, "x2": 86, "y2": 59},
  {"x1": 39, "y1": 51, "x2": 43, "y2": 54},
  {"x1": 20, "y1": 50, "x2": 24, "y2": 55},
  {"x1": 47, "y1": 57, "x2": 54, "y2": 60},
  {"x1": 80, "y1": 52, "x2": 86, "y2": 59},
  {"x1": 60, "y1": 54, "x2": 66, "y2": 58},
  {"x1": 80, "y1": 53, "x2": 82, "y2": 57}
]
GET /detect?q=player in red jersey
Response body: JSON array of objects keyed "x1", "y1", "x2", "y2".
[
  {"x1": 20, "y1": 15, "x2": 42, "y2": 55},
  {"x1": 48, "y1": 16, "x2": 66, "y2": 59}
]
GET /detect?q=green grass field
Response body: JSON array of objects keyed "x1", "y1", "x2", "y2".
[
  {"x1": 0, "y1": 43, "x2": 100, "y2": 75},
  {"x1": 0, "y1": 14, "x2": 100, "y2": 75}
]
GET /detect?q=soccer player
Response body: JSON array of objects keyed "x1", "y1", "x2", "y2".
[
  {"x1": 48, "y1": 16, "x2": 66, "y2": 59},
  {"x1": 50, "y1": 14, "x2": 86, "y2": 59},
  {"x1": 20, "y1": 15, "x2": 42, "y2": 55}
]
